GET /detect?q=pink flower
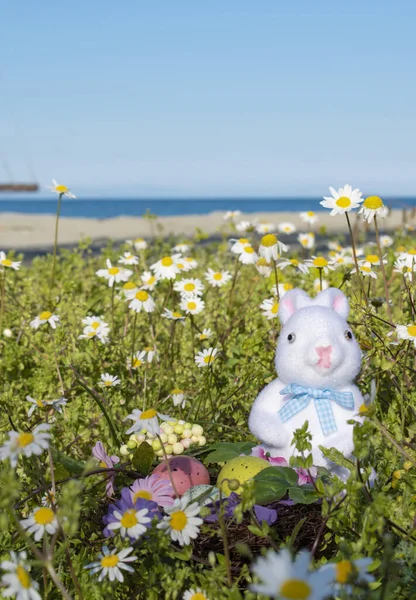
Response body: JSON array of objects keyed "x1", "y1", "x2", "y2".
[
  {"x1": 296, "y1": 467, "x2": 318, "y2": 486},
  {"x1": 92, "y1": 441, "x2": 120, "y2": 497},
  {"x1": 130, "y1": 474, "x2": 174, "y2": 508},
  {"x1": 250, "y1": 446, "x2": 288, "y2": 466}
]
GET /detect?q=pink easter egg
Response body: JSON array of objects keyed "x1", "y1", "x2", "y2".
[{"x1": 152, "y1": 456, "x2": 210, "y2": 496}]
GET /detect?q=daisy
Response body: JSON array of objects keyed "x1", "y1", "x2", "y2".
[
  {"x1": 224, "y1": 210, "x2": 241, "y2": 220},
  {"x1": 139, "y1": 271, "x2": 157, "y2": 291},
  {"x1": 393, "y1": 258, "x2": 415, "y2": 280},
  {"x1": 255, "y1": 222, "x2": 275, "y2": 234},
  {"x1": 150, "y1": 254, "x2": 182, "y2": 280},
  {"x1": 259, "y1": 234, "x2": 288, "y2": 262},
  {"x1": 331, "y1": 252, "x2": 354, "y2": 267},
  {"x1": 96, "y1": 259, "x2": 132, "y2": 287},
  {"x1": 260, "y1": 298, "x2": 279, "y2": 320},
  {"x1": 48, "y1": 179, "x2": 76, "y2": 198},
  {"x1": 106, "y1": 504, "x2": 152, "y2": 540},
  {"x1": 85, "y1": 546, "x2": 137, "y2": 582},
  {"x1": 183, "y1": 589, "x2": 209, "y2": 600},
  {"x1": 79, "y1": 315, "x2": 110, "y2": 344},
  {"x1": 238, "y1": 245, "x2": 258, "y2": 265},
  {"x1": 277, "y1": 282, "x2": 294, "y2": 297},
  {"x1": 360, "y1": 253, "x2": 387, "y2": 266},
  {"x1": 299, "y1": 211, "x2": 319, "y2": 225},
  {"x1": 204, "y1": 268, "x2": 232, "y2": 287},
  {"x1": 1, "y1": 551, "x2": 41, "y2": 600},
  {"x1": 122, "y1": 281, "x2": 139, "y2": 297},
  {"x1": 171, "y1": 388, "x2": 186, "y2": 408},
  {"x1": 99, "y1": 373, "x2": 121, "y2": 388},
  {"x1": 133, "y1": 238, "x2": 148, "y2": 251},
  {"x1": 20, "y1": 506, "x2": 59, "y2": 541},
  {"x1": 30, "y1": 311, "x2": 59, "y2": 330},
  {"x1": 305, "y1": 256, "x2": 334, "y2": 274},
  {"x1": 236, "y1": 220, "x2": 251, "y2": 232},
  {"x1": 118, "y1": 252, "x2": 139, "y2": 265},
  {"x1": 130, "y1": 474, "x2": 174, "y2": 508},
  {"x1": 0, "y1": 423, "x2": 52, "y2": 468},
  {"x1": 278, "y1": 257, "x2": 310, "y2": 274},
  {"x1": 396, "y1": 250, "x2": 416, "y2": 267},
  {"x1": 194, "y1": 347, "x2": 218, "y2": 367},
  {"x1": 351, "y1": 262, "x2": 378, "y2": 279},
  {"x1": 143, "y1": 346, "x2": 157, "y2": 363},
  {"x1": 180, "y1": 256, "x2": 198, "y2": 271},
  {"x1": 174, "y1": 278, "x2": 204, "y2": 298},
  {"x1": 359, "y1": 196, "x2": 389, "y2": 223},
  {"x1": 126, "y1": 289, "x2": 156, "y2": 313},
  {"x1": 396, "y1": 323, "x2": 416, "y2": 347},
  {"x1": 162, "y1": 309, "x2": 185, "y2": 321},
  {"x1": 157, "y1": 497, "x2": 203, "y2": 546},
  {"x1": 256, "y1": 258, "x2": 273, "y2": 277},
  {"x1": 320, "y1": 184, "x2": 363, "y2": 215},
  {"x1": 0, "y1": 251, "x2": 21, "y2": 270},
  {"x1": 230, "y1": 238, "x2": 251, "y2": 254},
  {"x1": 180, "y1": 297, "x2": 205, "y2": 315},
  {"x1": 127, "y1": 350, "x2": 147, "y2": 370},
  {"x1": 26, "y1": 396, "x2": 67, "y2": 417},
  {"x1": 298, "y1": 233, "x2": 315, "y2": 249},
  {"x1": 278, "y1": 222, "x2": 296, "y2": 235},
  {"x1": 250, "y1": 548, "x2": 333, "y2": 599},
  {"x1": 198, "y1": 328, "x2": 213, "y2": 341},
  {"x1": 313, "y1": 278, "x2": 329, "y2": 293},
  {"x1": 380, "y1": 235, "x2": 394, "y2": 248},
  {"x1": 323, "y1": 557, "x2": 374, "y2": 588},
  {"x1": 92, "y1": 441, "x2": 120, "y2": 497},
  {"x1": 124, "y1": 408, "x2": 171, "y2": 435},
  {"x1": 173, "y1": 243, "x2": 190, "y2": 253}
]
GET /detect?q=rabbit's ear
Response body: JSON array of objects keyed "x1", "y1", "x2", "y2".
[
  {"x1": 278, "y1": 289, "x2": 311, "y2": 324},
  {"x1": 314, "y1": 287, "x2": 349, "y2": 319}
]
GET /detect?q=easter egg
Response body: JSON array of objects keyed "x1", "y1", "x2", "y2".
[
  {"x1": 152, "y1": 456, "x2": 210, "y2": 496},
  {"x1": 217, "y1": 456, "x2": 269, "y2": 496},
  {"x1": 182, "y1": 484, "x2": 220, "y2": 507}
]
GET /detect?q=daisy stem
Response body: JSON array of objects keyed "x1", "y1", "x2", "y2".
[
  {"x1": 318, "y1": 267, "x2": 323, "y2": 292},
  {"x1": 345, "y1": 212, "x2": 368, "y2": 305},
  {"x1": 50, "y1": 192, "x2": 63, "y2": 294},
  {"x1": 111, "y1": 286, "x2": 115, "y2": 331},
  {"x1": 50, "y1": 331, "x2": 65, "y2": 395},
  {"x1": 156, "y1": 433, "x2": 180, "y2": 498},
  {"x1": 402, "y1": 273, "x2": 416, "y2": 318},
  {"x1": 131, "y1": 311, "x2": 138, "y2": 364},
  {"x1": 228, "y1": 261, "x2": 241, "y2": 311},
  {"x1": 272, "y1": 259, "x2": 280, "y2": 301},
  {"x1": 0, "y1": 267, "x2": 6, "y2": 333},
  {"x1": 374, "y1": 216, "x2": 393, "y2": 323}
]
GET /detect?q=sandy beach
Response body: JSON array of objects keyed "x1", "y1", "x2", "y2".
[{"x1": 0, "y1": 209, "x2": 411, "y2": 251}]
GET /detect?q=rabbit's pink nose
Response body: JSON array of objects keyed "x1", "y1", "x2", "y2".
[{"x1": 316, "y1": 346, "x2": 332, "y2": 368}]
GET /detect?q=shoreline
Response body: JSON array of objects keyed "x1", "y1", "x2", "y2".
[{"x1": 0, "y1": 209, "x2": 411, "y2": 251}]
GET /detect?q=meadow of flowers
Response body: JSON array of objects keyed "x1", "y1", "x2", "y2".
[{"x1": 0, "y1": 183, "x2": 416, "y2": 600}]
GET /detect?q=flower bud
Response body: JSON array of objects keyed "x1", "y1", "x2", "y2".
[
  {"x1": 127, "y1": 440, "x2": 137, "y2": 449},
  {"x1": 120, "y1": 444, "x2": 130, "y2": 456},
  {"x1": 228, "y1": 479, "x2": 240, "y2": 491}
]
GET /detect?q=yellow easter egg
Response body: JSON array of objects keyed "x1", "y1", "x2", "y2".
[{"x1": 217, "y1": 456, "x2": 269, "y2": 496}]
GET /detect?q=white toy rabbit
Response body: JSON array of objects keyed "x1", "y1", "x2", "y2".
[{"x1": 248, "y1": 287, "x2": 364, "y2": 477}]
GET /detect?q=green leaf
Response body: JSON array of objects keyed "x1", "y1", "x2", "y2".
[
  {"x1": 131, "y1": 442, "x2": 155, "y2": 475},
  {"x1": 51, "y1": 448, "x2": 85, "y2": 475},
  {"x1": 253, "y1": 467, "x2": 319, "y2": 505},
  {"x1": 203, "y1": 441, "x2": 255, "y2": 464},
  {"x1": 288, "y1": 484, "x2": 319, "y2": 504},
  {"x1": 319, "y1": 446, "x2": 355, "y2": 471}
]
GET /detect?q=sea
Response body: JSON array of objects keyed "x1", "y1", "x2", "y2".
[{"x1": 0, "y1": 197, "x2": 415, "y2": 218}]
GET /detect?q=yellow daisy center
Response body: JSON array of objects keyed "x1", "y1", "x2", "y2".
[
  {"x1": 140, "y1": 408, "x2": 157, "y2": 419},
  {"x1": 173, "y1": 312, "x2": 183, "y2": 319},
  {"x1": 184, "y1": 283, "x2": 195, "y2": 291},
  {"x1": 34, "y1": 507, "x2": 55, "y2": 525},
  {"x1": 243, "y1": 246, "x2": 254, "y2": 254},
  {"x1": 335, "y1": 560, "x2": 355, "y2": 584},
  {"x1": 133, "y1": 358, "x2": 142, "y2": 368},
  {"x1": 55, "y1": 184, "x2": 68, "y2": 193},
  {"x1": 359, "y1": 403, "x2": 369, "y2": 415},
  {"x1": 408, "y1": 249, "x2": 416, "y2": 255},
  {"x1": 36, "y1": 399, "x2": 45, "y2": 408},
  {"x1": 120, "y1": 509, "x2": 138, "y2": 528},
  {"x1": 104, "y1": 380, "x2": 113, "y2": 386},
  {"x1": 271, "y1": 302, "x2": 279, "y2": 314},
  {"x1": 203, "y1": 354, "x2": 216, "y2": 364},
  {"x1": 213, "y1": 272, "x2": 223, "y2": 280},
  {"x1": 135, "y1": 238, "x2": 144, "y2": 243},
  {"x1": 39, "y1": 311, "x2": 52, "y2": 320},
  {"x1": 172, "y1": 388, "x2": 183, "y2": 394},
  {"x1": 123, "y1": 281, "x2": 137, "y2": 290},
  {"x1": 366, "y1": 254, "x2": 379, "y2": 264},
  {"x1": 361, "y1": 266, "x2": 371, "y2": 273},
  {"x1": 200, "y1": 334, "x2": 208, "y2": 340},
  {"x1": 101, "y1": 555, "x2": 119, "y2": 568},
  {"x1": 335, "y1": 196, "x2": 352, "y2": 208},
  {"x1": 133, "y1": 490, "x2": 152, "y2": 501},
  {"x1": 261, "y1": 233, "x2": 277, "y2": 247},
  {"x1": 313, "y1": 257, "x2": 328, "y2": 268},
  {"x1": 283, "y1": 283, "x2": 293, "y2": 291},
  {"x1": 108, "y1": 267, "x2": 119, "y2": 275},
  {"x1": 238, "y1": 238, "x2": 249, "y2": 244},
  {"x1": 364, "y1": 196, "x2": 383, "y2": 210},
  {"x1": 161, "y1": 257, "x2": 173, "y2": 267},
  {"x1": 177, "y1": 263, "x2": 185, "y2": 269},
  {"x1": 91, "y1": 321, "x2": 100, "y2": 329},
  {"x1": 307, "y1": 211, "x2": 315, "y2": 217},
  {"x1": 16, "y1": 566, "x2": 31, "y2": 589},
  {"x1": 279, "y1": 579, "x2": 311, "y2": 599},
  {"x1": 136, "y1": 290, "x2": 149, "y2": 301},
  {"x1": 1, "y1": 258, "x2": 12, "y2": 267},
  {"x1": 290, "y1": 259, "x2": 299, "y2": 266},
  {"x1": 187, "y1": 301, "x2": 197, "y2": 310},
  {"x1": 407, "y1": 325, "x2": 416, "y2": 337},
  {"x1": 170, "y1": 510, "x2": 188, "y2": 531},
  {"x1": 283, "y1": 226, "x2": 292, "y2": 232},
  {"x1": 190, "y1": 594, "x2": 207, "y2": 600},
  {"x1": 17, "y1": 432, "x2": 34, "y2": 448}
]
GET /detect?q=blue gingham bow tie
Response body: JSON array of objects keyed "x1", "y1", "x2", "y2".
[{"x1": 278, "y1": 384, "x2": 355, "y2": 436}]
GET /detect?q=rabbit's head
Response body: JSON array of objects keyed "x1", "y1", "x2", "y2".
[{"x1": 275, "y1": 287, "x2": 362, "y2": 389}]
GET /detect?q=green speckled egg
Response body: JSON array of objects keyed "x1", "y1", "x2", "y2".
[{"x1": 217, "y1": 456, "x2": 269, "y2": 496}]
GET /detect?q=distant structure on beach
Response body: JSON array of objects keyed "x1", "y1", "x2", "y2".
[{"x1": 0, "y1": 183, "x2": 39, "y2": 192}]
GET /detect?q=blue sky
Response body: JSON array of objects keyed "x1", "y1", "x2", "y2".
[{"x1": 1, "y1": 1, "x2": 415, "y2": 197}]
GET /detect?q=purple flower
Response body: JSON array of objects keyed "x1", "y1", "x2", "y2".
[
  {"x1": 103, "y1": 487, "x2": 161, "y2": 540},
  {"x1": 92, "y1": 441, "x2": 120, "y2": 497},
  {"x1": 204, "y1": 493, "x2": 277, "y2": 525},
  {"x1": 253, "y1": 504, "x2": 278, "y2": 525}
]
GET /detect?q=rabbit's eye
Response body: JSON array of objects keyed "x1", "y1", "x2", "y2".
[
  {"x1": 287, "y1": 333, "x2": 296, "y2": 343},
  {"x1": 344, "y1": 330, "x2": 353, "y2": 341}
]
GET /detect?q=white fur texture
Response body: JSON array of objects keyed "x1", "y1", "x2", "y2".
[{"x1": 248, "y1": 287, "x2": 364, "y2": 477}]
